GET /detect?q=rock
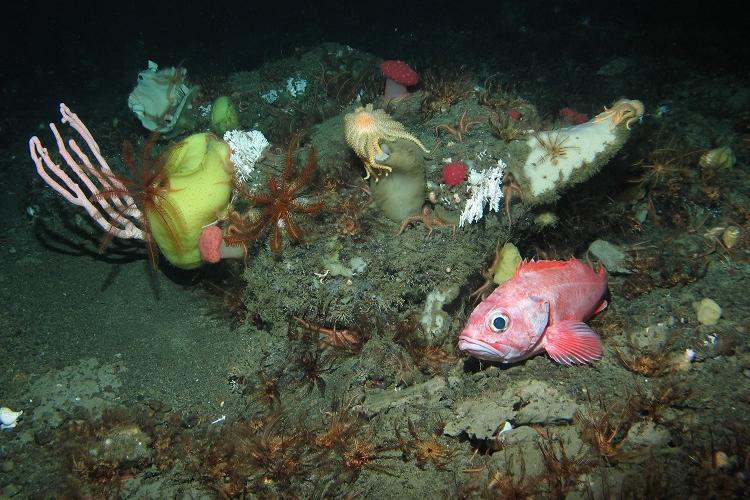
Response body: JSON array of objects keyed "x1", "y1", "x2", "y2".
[
  {"x1": 486, "y1": 426, "x2": 542, "y2": 475},
  {"x1": 444, "y1": 380, "x2": 577, "y2": 439},
  {"x1": 513, "y1": 381, "x2": 578, "y2": 425},
  {"x1": 628, "y1": 318, "x2": 674, "y2": 350},
  {"x1": 624, "y1": 421, "x2": 671, "y2": 450},
  {"x1": 444, "y1": 399, "x2": 511, "y2": 440},
  {"x1": 362, "y1": 377, "x2": 449, "y2": 418},
  {"x1": 588, "y1": 239, "x2": 632, "y2": 274},
  {"x1": 420, "y1": 284, "x2": 460, "y2": 343},
  {"x1": 693, "y1": 298, "x2": 721, "y2": 325},
  {"x1": 487, "y1": 425, "x2": 586, "y2": 480},
  {"x1": 93, "y1": 423, "x2": 153, "y2": 467}
]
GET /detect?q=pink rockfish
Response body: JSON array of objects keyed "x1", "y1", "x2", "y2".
[{"x1": 459, "y1": 258, "x2": 608, "y2": 365}]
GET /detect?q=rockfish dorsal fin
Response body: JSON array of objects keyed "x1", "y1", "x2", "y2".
[{"x1": 515, "y1": 259, "x2": 571, "y2": 277}]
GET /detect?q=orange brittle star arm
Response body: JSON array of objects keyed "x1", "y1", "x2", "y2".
[
  {"x1": 396, "y1": 207, "x2": 456, "y2": 238},
  {"x1": 434, "y1": 110, "x2": 483, "y2": 142}
]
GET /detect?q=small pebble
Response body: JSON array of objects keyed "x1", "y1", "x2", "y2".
[{"x1": 693, "y1": 298, "x2": 721, "y2": 326}]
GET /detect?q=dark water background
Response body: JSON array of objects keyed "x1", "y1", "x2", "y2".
[{"x1": 3, "y1": 0, "x2": 747, "y2": 141}]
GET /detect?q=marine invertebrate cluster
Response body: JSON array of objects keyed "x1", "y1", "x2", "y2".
[
  {"x1": 632, "y1": 142, "x2": 694, "y2": 195},
  {"x1": 200, "y1": 413, "x2": 310, "y2": 496},
  {"x1": 484, "y1": 453, "x2": 538, "y2": 498},
  {"x1": 628, "y1": 377, "x2": 692, "y2": 423},
  {"x1": 537, "y1": 434, "x2": 591, "y2": 497},
  {"x1": 63, "y1": 408, "x2": 156, "y2": 496},
  {"x1": 314, "y1": 401, "x2": 361, "y2": 450},
  {"x1": 397, "y1": 420, "x2": 455, "y2": 469},
  {"x1": 312, "y1": 401, "x2": 399, "y2": 484},
  {"x1": 576, "y1": 396, "x2": 634, "y2": 464},
  {"x1": 344, "y1": 104, "x2": 429, "y2": 179},
  {"x1": 420, "y1": 69, "x2": 474, "y2": 116},
  {"x1": 615, "y1": 332, "x2": 677, "y2": 377}
]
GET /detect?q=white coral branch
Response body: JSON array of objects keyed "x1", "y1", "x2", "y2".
[
  {"x1": 223, "y1": 129, "x2": 269, "y2": 183},
  {"x1": 458, "y1": 160, "x2": 506, "y2": 227}
]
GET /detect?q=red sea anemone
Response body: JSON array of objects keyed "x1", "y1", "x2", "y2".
[
  {"x1": 559, "y1": 107, "x2": 588, "y2": 125},
  {"x1": 380, "y1": 60, "x2": 419, "y2": 100},
  {"x1": 442, "y1": 161, "x2": 468, "y2": 187}
]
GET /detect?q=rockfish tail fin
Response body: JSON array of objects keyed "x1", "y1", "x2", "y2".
[{"x1": 544, "y1": 320, "x2": 603, "y2": 365}]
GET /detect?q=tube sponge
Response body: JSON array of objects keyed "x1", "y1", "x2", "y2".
[
  {"x1": 210, "y1": 96, "x2": 240, "y2": 135},
  {"x1": 370, "y1": 139, "x2": 426, "y2": 222}
]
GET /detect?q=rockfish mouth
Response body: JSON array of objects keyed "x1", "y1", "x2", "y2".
[{"x1": 458, "y1": 336, "x2": 509, "y2": 362}]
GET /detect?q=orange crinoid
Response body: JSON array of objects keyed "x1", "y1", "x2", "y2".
[
  {"x1": 93, "y1": 132, "x2": 185, "y2": 265},
  {"x1": 228, "y1": 139, "x2": 324, "y2": 252}
]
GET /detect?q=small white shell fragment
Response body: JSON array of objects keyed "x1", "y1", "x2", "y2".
[
  {"x1": 498, "y1": 421, "x2": 513, "y2": 435},
  {"x1": 693, "y1": 298, "x2": 722, "y2": 326},
  {"x1": 715, "y1": 451, "x2": 730, "y2": 469},
  {"x1": 0, "y1": 407, "x2": 23, "y2": 429},
  {"x1": 671, "y1": 348, "x2": 696, "y2": 372},
  {"x1": 722, "y1": 226, "x2": 741, "y2": 249}
]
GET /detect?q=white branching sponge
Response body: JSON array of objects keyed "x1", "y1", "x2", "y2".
[
  {"x1": 223, "y1": 129, "x2": 270, "y2": 183},
  {"x1": 458, "y1": 159, "x2": 506, "y2": 227}
]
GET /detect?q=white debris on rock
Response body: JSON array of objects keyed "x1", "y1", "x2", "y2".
[
  {"x1": 261, "y1": 89, "x2": 280, "y2": 104},
  {"x1": 286, "y1": 76, "x2": 307, "y2": 97},
  {"x1": 223, "y1": 129, "x2": 270, "y2": 183},
  {"x1": 458, "y1": 159, "x2": 506, "y2": 227}
]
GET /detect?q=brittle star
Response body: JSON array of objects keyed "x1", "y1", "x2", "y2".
[
  {"x1": 396, "y1": 207, "x2": 456, "y2": 238},
  {"x1": 435, "y1": 110, "x2": 483, "y2": 142}
]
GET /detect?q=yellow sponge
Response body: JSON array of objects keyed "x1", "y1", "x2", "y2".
[{"x1": 146, "y1": 133, "x2": 233, "y2": 269}]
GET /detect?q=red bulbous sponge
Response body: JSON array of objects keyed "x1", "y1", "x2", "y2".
[
  {"x1": 199, "y1": 225, "x2": 223, "y2": 264},
  {"x1": 442, "y1": 161, "x2": 468, "y2": 187},
  {"x1": 380, "y1": 60, "x2": 419, "y2": 86}
]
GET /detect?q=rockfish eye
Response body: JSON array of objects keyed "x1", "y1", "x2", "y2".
[{"x1": 488, "y1": 312, "x2": 510, "y2": 332}]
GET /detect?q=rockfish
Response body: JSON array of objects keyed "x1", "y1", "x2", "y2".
[{"x1": 459, "y1": 258, "x2": 608, "y2": 365}]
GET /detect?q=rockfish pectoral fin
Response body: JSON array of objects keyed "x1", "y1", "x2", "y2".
[
  {"x1": 544, "y1": 320, "x2": 603, "y2": 365},
  {"x1": 528, "y1": 296, "x2": 550, "y2": 338}
]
